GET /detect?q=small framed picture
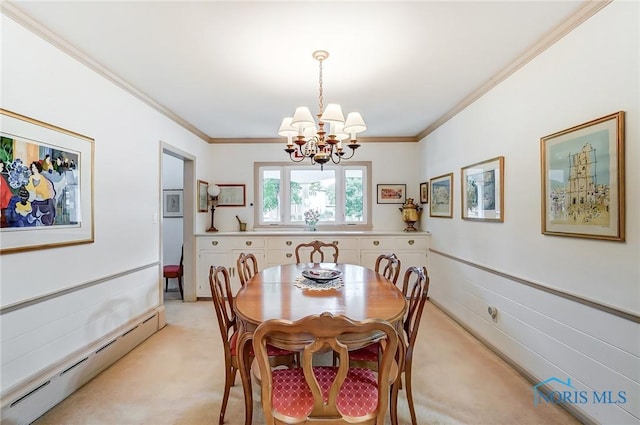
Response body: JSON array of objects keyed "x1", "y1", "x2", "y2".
[
  {"x1": 541, "y1": 111, "x2": 624, "y2": 241},
  {"x1": 197, "y1": 180, "x2": 209, "y2": 213},
  {"x1": 218, "y1": 184, "x2": 246, "y2": 207},
  {"x1": 461, "y1": 156, "x2": 504, "y2": 222},
  {"x1": 377, "y1": 184, "x2": 406, "y2": 204},
  {"x1": 419, "y1": 182, "x2": 429, "y2": 204},
  {"x1": 429, "y1": 173, "x2": 453, "y2": 218},
  {"x1": 163, "y1": 189, "x2": 183, "y2": 218}
]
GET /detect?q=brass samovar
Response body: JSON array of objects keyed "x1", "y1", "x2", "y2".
[{"x1": 399, "y1": 198, "x2": 422, "y2": 232}]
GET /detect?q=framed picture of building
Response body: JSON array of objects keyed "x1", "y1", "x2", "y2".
[{"x1": 541, "y1": 111, "x2": 625, "y2": 241}]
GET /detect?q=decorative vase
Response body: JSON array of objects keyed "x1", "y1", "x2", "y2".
[
  {"x1": 399, "y1": 198, "x2": 422, "y2": 232},
  {"x1": 306, "y1": 223, "x2": 317, "y2": 231}
]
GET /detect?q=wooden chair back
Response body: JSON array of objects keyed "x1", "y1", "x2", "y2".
[
  {"x1": 209, "y1": 265, "x2": 236, "y2": 353},
  {"x1": 253, "y1": 312, "x2": 398, "y2": 425},
  {"x1": 236, "y1": 252, "x2": 259, "y2": 287},
  {"x1": 294, "y1": 240, "x2": 339, "y2": 263},
  {"x1": 391, "y1": 266, "x2": 430, "y2": 425},
  {"x1": 374, "y1": 253, "x2": 402, "y2": 285}
]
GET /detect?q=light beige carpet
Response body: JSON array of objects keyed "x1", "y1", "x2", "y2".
[{"x1": 33, "y1": 296, "x2": 579, "y2": 425}]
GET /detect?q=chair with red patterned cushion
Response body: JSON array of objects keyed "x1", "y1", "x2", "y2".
[
  {"x1": 390, "y1": 266, "x2": 430, "y2": 425},
  {"x1": 252, "y1": 311, "x2": 399, "y2": 425},
  {"x1": 209, "y1": 266, "x2": 296, "y2": 425},
  {"x1": 294, "y1": 240, "x2": 339, "y2": 263},
  {"x1": 163, "y1": 245, "x2": 183, "y2": 300},
  {"x1": 236, "y1": 252, "x2": 259, "y2": 287},
  {"x1": 342, "y1": 253, "x2": 402, "y2": 370},
  {"x1": 374, "y1": 253, "x2": 402, "y2": 285}
]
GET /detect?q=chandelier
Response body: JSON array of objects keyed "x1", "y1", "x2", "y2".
[{"x1": 278, "y1": 50, "x2": 366, "y2": 170}]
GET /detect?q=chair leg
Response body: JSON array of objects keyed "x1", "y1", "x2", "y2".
[
  {"x1": 405, "y1": 356, "x2": 417, "y2": 425},
  {"x1": 164, "y1": 277, "x2": 169, "y2": 292},
  {"x1": 219, "y1": 363, "x2": 236, "y2": 425},
  {"x1": 390, "y1": 381, "x2": 399, "y2": 425},
  {"x1": 237, "y1": 333, "x2": 254, "y2": 425},
  {"x1": 177, "y1": 276, "x2": 183, "y2": 300}
]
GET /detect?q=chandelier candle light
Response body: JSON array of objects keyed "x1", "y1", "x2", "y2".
[{"x1": 279, "y1": 50, "x2": 367, "y2": 170}]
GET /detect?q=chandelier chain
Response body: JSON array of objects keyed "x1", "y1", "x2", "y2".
[{"x1": 318, "y1": 57, "x2": 324, "y2": 115}]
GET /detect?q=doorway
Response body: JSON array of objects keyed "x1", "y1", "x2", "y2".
[{"x1": 161, "y1": 143, "x2": 196, "y2": 305}]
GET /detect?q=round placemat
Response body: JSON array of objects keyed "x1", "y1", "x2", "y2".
[{"x1": 294, "y1": 275, "x2": 344, "y2": 291}]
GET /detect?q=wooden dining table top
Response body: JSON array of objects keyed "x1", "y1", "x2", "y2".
[{"x1": 234, "y1": 263, "x2": 407, "y2": 327}]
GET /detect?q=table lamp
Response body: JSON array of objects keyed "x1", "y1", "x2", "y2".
[{"x1": 207, "y1": 184, "x2": 221, "y2": 232}]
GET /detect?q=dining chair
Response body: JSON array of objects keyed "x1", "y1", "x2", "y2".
[
  {"x1": 391, "y1": 266, "x2": 430, "y2": 425},
  {"x1": 163, "y1": 245, "x2": 183, "y2": 300},
  {"x1": 374, "y1": 253, "x2": 402, "y2": 285},
  {"x1": 236, "y1": 252, "x2": 259, "y2": 287},
  {"x1": 294, "y1": 239, "x2": 339, "y2": 263},
  {"x1": 252, "y1": 311, "x2": 399, "y2": 425},
  {"x1": 209, "y1": 265, "x2": 296, "y2": 425}
]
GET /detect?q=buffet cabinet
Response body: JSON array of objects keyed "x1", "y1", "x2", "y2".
[{"x1": 196, "y1": 232, "x2": 430, "y2": 297}]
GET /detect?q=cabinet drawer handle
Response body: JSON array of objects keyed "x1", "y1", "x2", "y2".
[
  {"x1": 245, "y1": 241, "x2": 252, "y2": 246},
  {"x1": 332, "y1": 241, "x2": 339, "y2": 245},
  {"x1": 408, "y1": 240, "x2": 415, "y2": 245},
  {"x1": 373, "y1": 240, "x2": 380, "y2": 246},
  {"x1": 286, "y1": 253, "x2": 292, "y2": 258},
  {"x1": 211, "y1": 241, "x2": 219, "y2": 246},
  {"x1": 286, "y1": 241, "x2": 292, "y2": 246}
]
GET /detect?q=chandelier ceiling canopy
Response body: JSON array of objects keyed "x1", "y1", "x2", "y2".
[{"x1": 279, "y1": 50, "x2": 366, "y2": 170}]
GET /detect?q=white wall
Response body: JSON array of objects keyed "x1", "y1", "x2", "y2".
[
  {"x1": 205, "y1": 141, "x2": 421, "y2": 233},
  {"x1": 162, "y1": 154, "x2": 184, "y2": 269},
  {"x1": 419, "y1": 2, "x2": 639, "y2": 423},
  {"x1": 0, "y1": 12, "x2": 210, "y2": 397}
]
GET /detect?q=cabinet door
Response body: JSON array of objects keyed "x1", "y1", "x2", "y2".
[{"x1": 197, "y1": 251, "x2": 232, "y2": 297}]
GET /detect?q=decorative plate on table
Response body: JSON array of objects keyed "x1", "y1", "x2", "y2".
[{"x1": 301, "y1": 268, "x2": 343, "y2": 282}]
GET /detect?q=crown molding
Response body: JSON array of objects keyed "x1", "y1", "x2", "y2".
[
  {"x1": 416, "y1": 0, "x2": 612, "y2": 141},
  {"x1": 208, "y1": 136, "x2": 418, "y2": 144},
  {"x1": 1, "y1": 1, "x2": 210, "y2": 142},
  {"x1": 3, "y1": 0, "x2": 611, "y2": 145}
]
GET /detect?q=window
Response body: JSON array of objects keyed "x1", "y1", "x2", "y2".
[{"x1": 255, "y1": 162, "x2": 371, "y2": 229}]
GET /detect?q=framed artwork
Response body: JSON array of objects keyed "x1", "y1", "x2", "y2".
[
  {"x1": 419, "y1": 182, "x2": 429, "y2": 204},
  {"x1": 197, "y1": 180, "x2": 208, "y2": 213},
  {"x1": 377, "y1": 184, "x2": 406, "y2": 204},
  {"x1": 461, "y1": 156, "x2": 504, "y2": 222},
  {"x1": 0, "y1": 109, "x2": 95, "y2": 254},
  {"x1": 429, "y1": 173, "x2": 453, "y2": 218},
  {"x1": 163, "y1": 189, "x2": 183, "y2": 218},
  {"x1": 541, "y1": 111, "x2": 625, "y2": 241},
  {"x1": 217, "y1": 184, "x2": 246, "y2": 207}
]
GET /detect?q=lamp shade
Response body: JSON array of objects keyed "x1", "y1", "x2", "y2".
[
  {"x1": 290, "y1": 106, "x2": 315, "y2": 130},
  {"x1": 278, "y1": 117, "x2": 297, "y2": 137},
  {"x1": 343, "y1": 112, "x2": 367, "y2": 134},
  {"x1": 320, "y1": 103, "x2": 345, "y2": 124},
  {"x1": 332, "y1": 122, "x2": 350, "y2": 140},
  {"x1": 207, "y1": 184, "x2": 220, "y2": 198}
]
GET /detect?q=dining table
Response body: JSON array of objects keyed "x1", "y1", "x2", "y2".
[{"x1": 233, "y1": 262, "x2": 407, "y2": 425}]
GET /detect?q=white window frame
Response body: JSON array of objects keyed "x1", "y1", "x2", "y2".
[{"x1": 254, "y1": 161, "x2": 372, "y2": 230}]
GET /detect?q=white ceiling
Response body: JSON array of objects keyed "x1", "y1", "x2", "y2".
[{"x1": 5, "y1": 1, "x2": 603, "y2": 142}]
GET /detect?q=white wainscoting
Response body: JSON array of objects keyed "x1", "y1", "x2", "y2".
[{"x1": 428, "y1": 250, "x2": 639, "y2": 425}]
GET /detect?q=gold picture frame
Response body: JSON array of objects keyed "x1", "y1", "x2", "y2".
[
  {"x1": 0, "y1": 109, "x2": 95, "y2": 254},
  {"x1": 429, "y1": 173, "x2": 453, "y2": 218},
  {"x1": 461, "y1": 156, "x2": 504, "y2": 222},
  {"x1": 197, "y1": 180, "x2": 208, "y2": 213},
  {"x1": 540, "y1": 111, "x2": 625, "y2": 241}
]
